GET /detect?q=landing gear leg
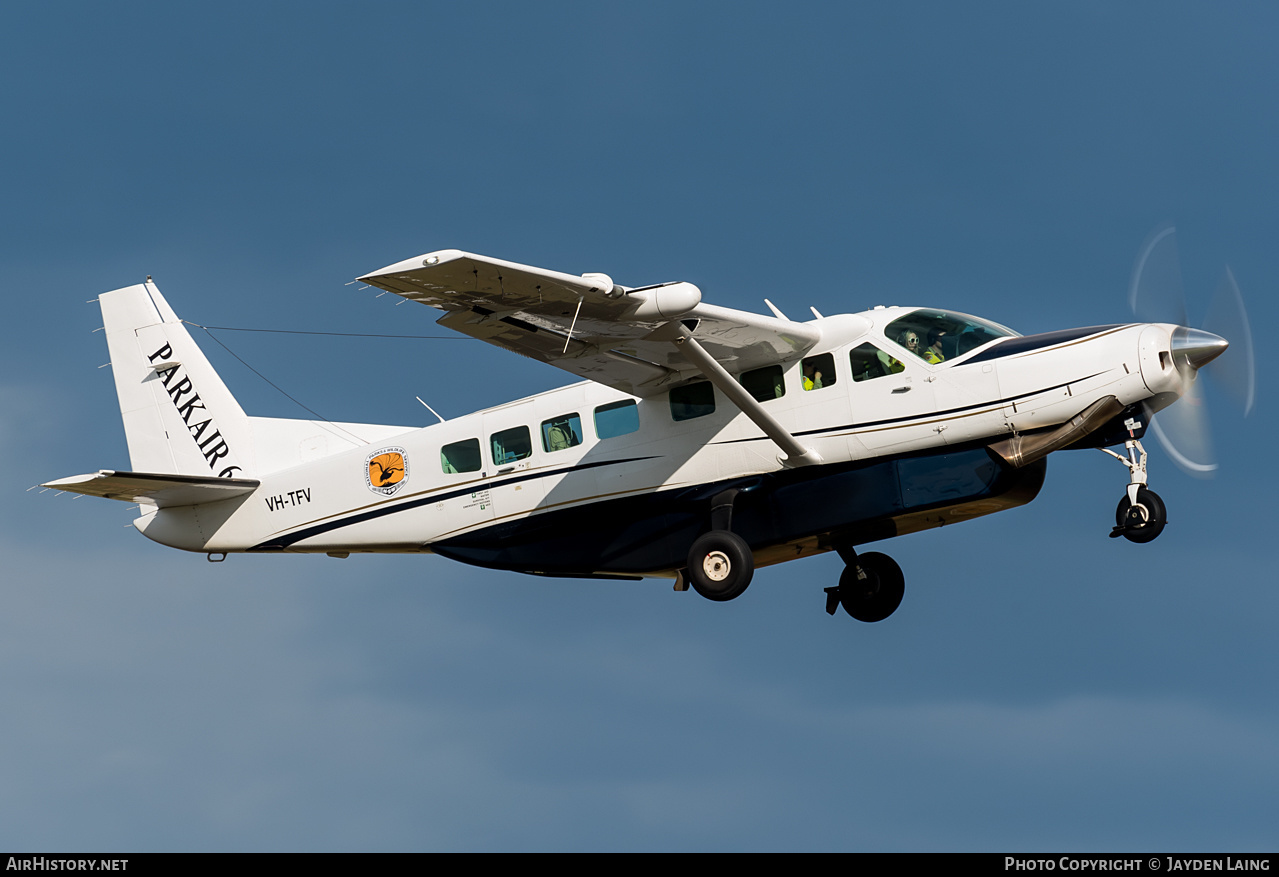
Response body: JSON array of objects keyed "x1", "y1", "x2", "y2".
[
  {"x1": 1100, "y1": 437, "x2": 1168, "y2": 543},
  {"x1": 825, "y1": 546, "x2": 905, "y2": 622}
]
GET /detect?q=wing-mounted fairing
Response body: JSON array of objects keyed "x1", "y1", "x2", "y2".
[{"x1": 359, "y1": 250, "x2": 821, "y2": 396}]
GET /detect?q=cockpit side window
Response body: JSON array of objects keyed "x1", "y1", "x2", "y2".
[
  {"x1": 885, "y1": 310, "x2": 1019, "y2": 364},
  {"x1": 850, "y1": 343, "x2": 904, "y2": 382}
]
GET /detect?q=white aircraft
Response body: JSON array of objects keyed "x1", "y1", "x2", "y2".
[{"x1": 43, "y1": 248, "x2": 1236, "y2": 622}]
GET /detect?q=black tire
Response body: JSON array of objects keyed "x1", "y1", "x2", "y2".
[
  {"x1": 839, "y1": 552, "x2": 905, "y2": 622},
  {"x1": 686, "y1": 531, "x2": 754, "y2": 602},
  {"x1": 1115, "y1": 487, "x2": 1167, "y2": 544}
]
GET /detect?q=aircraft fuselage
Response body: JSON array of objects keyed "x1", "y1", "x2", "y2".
[{"x1": 133, "y1": 309, "x2": 1180, "y2": 579}]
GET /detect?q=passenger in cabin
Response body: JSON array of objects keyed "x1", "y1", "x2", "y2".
[
  {"x1": 546, "y1": 421, "x2": 575, "y2": 451},
  {"x1": 878, "y1": 348, "x2": 905, "y2": 375},
  {"x1": 802, "y1": 363, "x2": 824, "y2": 390}
]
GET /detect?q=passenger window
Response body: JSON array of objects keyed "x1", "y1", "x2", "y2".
[
  {"x1": 670, "y1": 381, "x2": 715, "y2": 421},
  {"x1": 801, "y1": 353, "x2": 836, "y2": 391},
  {"x1": 441, "y1": 438, "x2": 481, "y2": 474},
  {"x1": 740, "y1": 365, "x2": 785, "y2": 402},
  {"x1": 541, "y1": 413, "x2": 583, "y2": 452},
  {"x1": 849, "y1": 343, "x2": 903, "y2": 382},
  {"x1": 594, "y1": 400, "x2": 640, "y2": 439},
  {"x1": 490, "y1": 426, "x2": 532, "y2": 465}
]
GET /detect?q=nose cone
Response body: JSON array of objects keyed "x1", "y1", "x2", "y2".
[{"x1": 1172, "y1": 327, "x2": 1229, "y2": 371}]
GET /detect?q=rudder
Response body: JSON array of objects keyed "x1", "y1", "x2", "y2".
[{"x1": 101, "y1": 280, "x2": 255, "y2": 477}]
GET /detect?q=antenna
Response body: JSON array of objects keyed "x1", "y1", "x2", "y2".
[{"x1": 416, "y1": 396, "x2": 446, "y2": 423}]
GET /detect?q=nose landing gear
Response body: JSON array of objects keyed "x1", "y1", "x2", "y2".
[{"x1": 1101, "y1": 434, "x2": 1168, "y2": 543}]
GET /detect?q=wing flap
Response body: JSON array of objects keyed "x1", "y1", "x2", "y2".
[
  {"x1": 42, "y1": 470, "x2": 260, "y2": 507},
  {"x1": 435, "y1": 306, "x2": 675, "y2": 394}
]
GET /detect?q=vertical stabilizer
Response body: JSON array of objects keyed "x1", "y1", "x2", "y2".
[{"x1": 100, "y1": 281, "x2": 255, "y2": 477}]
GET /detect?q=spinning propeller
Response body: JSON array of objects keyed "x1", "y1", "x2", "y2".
[{"x1": 1128, "y1": 225, "x2": 1256, "y2": 477}]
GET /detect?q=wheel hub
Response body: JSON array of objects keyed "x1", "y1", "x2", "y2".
[{"x1": 702, "y1": 551, "x2": 731, "y2": 582}]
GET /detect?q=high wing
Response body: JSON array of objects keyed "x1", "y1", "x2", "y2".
[{"x1": 359, "y1": 250, "x2": 821, "y2": 397}]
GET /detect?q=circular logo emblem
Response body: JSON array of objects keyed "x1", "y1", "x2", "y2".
[{"x1": 365, "y1": 447, "x2": 408, "y2": 496}]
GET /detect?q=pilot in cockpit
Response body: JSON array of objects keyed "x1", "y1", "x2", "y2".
[
  {"x1": 924, "y1": 330, "x2": 947, "y2": 364},
  {"x1": 899, "y1": 330, "x2": 925, "y2": 362}
]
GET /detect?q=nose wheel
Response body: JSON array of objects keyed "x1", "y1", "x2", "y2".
[
  {"x1": 1100, "y1": 435, "x2": 1169, "y2": 543},
  {"x1": 1112, "y1": 486, "x2": 1167, "y2": 543}
]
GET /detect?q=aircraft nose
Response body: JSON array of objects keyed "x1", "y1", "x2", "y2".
[{"x1": 1171, "y1": 327, "x2": 1229, "y2": 371}]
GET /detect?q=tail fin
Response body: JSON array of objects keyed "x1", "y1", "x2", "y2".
[{"x1": 101, "y1": 281, "x2": 255, "y2": 478}]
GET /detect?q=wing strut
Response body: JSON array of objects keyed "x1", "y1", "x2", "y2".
[{"x1": 666, "y1": 324, "x2": 823, "y2": 468}]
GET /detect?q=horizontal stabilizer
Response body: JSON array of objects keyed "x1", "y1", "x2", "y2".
[{"x1": 42, "y1": 470, "x2": 260, "y2": 507}]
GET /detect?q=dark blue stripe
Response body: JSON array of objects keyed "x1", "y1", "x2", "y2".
[
  {"x1": 963, "y1": 325, "x2": 1127, "y2": 365},
  {"x1": 249, "y1": 455, "x2": 658, "y2": 550}
]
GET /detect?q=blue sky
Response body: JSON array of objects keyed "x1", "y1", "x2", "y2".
[{"x1": 2, "y1": 2, "x2": 1275, "y2": 851}]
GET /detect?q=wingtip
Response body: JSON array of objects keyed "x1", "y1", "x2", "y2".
[{"x1": 360, "y1": 249, "x2": 467, "y2": 281}]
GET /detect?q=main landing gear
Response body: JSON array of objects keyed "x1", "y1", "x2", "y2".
[
  {"x1": 686, "y1": 530, "x2": 754, "y2": 601},
  {"x1": 680, "y1": 487, "x2": 906, "y2": 621},
  {"x1": 684, "y1": 487, "x2": 755, "y2": 602},
  {"x1": 683, "y1": 533, "x2": 907, "y2": 622},
  {"x1": 1101, "y1": 436, "x2": 1168, "y2": 543},
  {"x1": 824, "y1": 546, "x2": 905, "y2": 623}
]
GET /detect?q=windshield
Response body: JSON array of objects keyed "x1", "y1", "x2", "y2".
[{"x1": 885, "y1": 310, "x2": 1019, "y2": 364}]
